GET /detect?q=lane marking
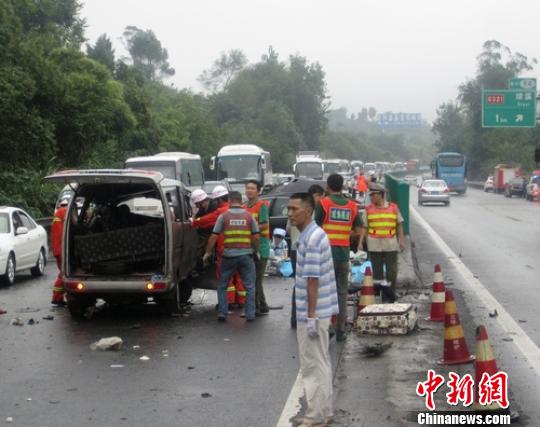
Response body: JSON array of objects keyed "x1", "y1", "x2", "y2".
[
  {"x1": 411, "y1": 206, "x2": 540, "y2": 376},
  {"x1": 276, "y1": 372, "x2": 303, "y2": 427}
]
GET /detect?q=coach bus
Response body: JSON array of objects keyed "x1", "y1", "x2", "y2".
[{"x1": 431, "y1": 152, "x2": 467, "y2": 194}]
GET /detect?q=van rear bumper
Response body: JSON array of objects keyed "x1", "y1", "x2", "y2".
[{"x1": 63, "y1": 277, "x2": 173, "y2": 294}]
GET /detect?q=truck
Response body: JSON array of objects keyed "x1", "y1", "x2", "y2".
[
  {"x1": 293, "y1": 151, "x2": 324, "y2": 179},
  {"x1": 493, "y1": 164, "x2": 518, "y2": 193},
  {"x1": 210, "y1": 144, "x2": 273, "y2": 193},
  {"x1": 124, "y1": 152, "x2": 205, "y2": 191},
  {"x1": 43, "y1": 169, "x2": 213, "y2": 318}
]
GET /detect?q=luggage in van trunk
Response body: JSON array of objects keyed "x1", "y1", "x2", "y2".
[
  {"x1": 74, "y1": 223, "x2": 164, "y2": 266},
  {"x1": 356, "y1": 303, "x2": 417, "y2": 335}
]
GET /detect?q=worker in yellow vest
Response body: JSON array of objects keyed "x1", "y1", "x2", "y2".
[
  {"x1": 315, "y1": 174, "x2": 362, "y2": 342},
  {"x1": 359, "y1": 183, "x2": 405, "y2": 300}
]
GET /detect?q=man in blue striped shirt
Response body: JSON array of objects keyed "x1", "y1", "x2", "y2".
[{"x1": 288, "y1": 192, "x2": 338, "y2": 427}]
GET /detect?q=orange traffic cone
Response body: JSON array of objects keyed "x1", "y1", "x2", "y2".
[
  {"x1": 438, "y1": 290, "x2": 475, "y2": 365},
  {"x1": 357, "y1": 266, "x2": 375, "y2": 312},
  {"x1": 426, "y1": 264, "x2": 446, "y2": 322},
  {"x1": 474, "y1": 325, "x2": 509, "y2": 411}
]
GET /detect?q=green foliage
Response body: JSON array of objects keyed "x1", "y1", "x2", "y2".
[
  {"x1": 198, "y1": 49, "x2": 247, "y2": 93},
  {"x1": 433, "y1": 40, "x2": 538, "y2": 178},
  {"x1": 122, "y1": 26, "x2": 175, "y2": 81},
  {"x1": 206, "y1": 47, "x2": 329, "y2": 171},
  {"x1": 86, "y1": 34, "x2": 115, "y2": 72},
  {"x1": 2, "y1": 4, "x2": 331, "y2": 213}
]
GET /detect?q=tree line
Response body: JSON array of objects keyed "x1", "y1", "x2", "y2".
[
  {"x1": 432, "y1": 40, "x2": 540, "y2": 179},
  {"x1": 4, "y1": 2, "x2": 522, "y2": 217}
]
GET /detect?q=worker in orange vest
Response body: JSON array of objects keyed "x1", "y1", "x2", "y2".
[
  {"x1": 193, "y1": 184, "x2": 230, "y2": 277},
  {"x1": 316, "y1": 174, "x2": 362, "y2": 342},
  {"x1": 51, "y1": 198, "x2": 69, "y2": 306},
  {"x1": 244, "y1": 179, "x2": 271, "y2": 316},
  {"x1": 359, "y1": 183, "x2": 405, "y2": 300},
  {"x1": 355, "y1": 170, "x2": 368, "y2": 200}
]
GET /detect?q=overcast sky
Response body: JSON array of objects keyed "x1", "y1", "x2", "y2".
[{"x1": 81, "y1": 0, "x2": 539, "y2": 122}]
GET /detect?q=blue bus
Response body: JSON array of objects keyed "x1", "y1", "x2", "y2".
[{"x1": 431, "y1": 152, "x2": 467, "y2": 194}]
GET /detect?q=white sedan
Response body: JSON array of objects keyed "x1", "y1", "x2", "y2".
[{"x1": 0, "y1": 207, "x2": 48, "y2": 285}]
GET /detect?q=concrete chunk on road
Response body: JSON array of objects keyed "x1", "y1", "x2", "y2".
[{"x1": 90, "y1": 336, "x2": 123, "y2": 351}]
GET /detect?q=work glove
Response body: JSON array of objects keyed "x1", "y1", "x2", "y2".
[
  {"x1": 306, "y1": 317, "x2": 319, "y2": 339},
  {"x1": 202, "y1": 252, "x2": 212, "y2": 267}
]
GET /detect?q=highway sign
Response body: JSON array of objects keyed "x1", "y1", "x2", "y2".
[
  {"x1": 481, "y1": 89, "x2": 536, "y2": 128},
  {"x1": 509, "y1": 77, "x2": 536, "y2": 91}
]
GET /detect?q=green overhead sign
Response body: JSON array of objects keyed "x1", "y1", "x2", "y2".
[
  {"x1": 509, "y1": 77, "x2": 536, "y2": 91},
  {"x1": 481, "y1": 88, "x2": 536, "y2": 128}
]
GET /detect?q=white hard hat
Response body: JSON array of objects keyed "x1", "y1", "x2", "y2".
[
  {"x1": 211, "y1": 185, "x2": 229, "y2": 199},
  {"x1": 273, "y1": 228, "x2": 286, "y2": 237},
  {"x1": 190, "y1": 189, "x2": 208, "y2": 204}
]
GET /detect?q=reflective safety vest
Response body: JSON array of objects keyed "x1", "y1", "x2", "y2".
[
  {"x1": 222, "y1": 210, "x2": 255, "y2": 250},
  {"x1": 320, "y1": 197, "x2": 357, "y2": 247},
  {"x1": 365, "y1": 203, "x2": 398, "y2": 238},
  {"x1": 356, "y1": 175, "x2": 368, "y2": 192},
  {"x1": 244, "y1": 199, "x2": 270, "y2": 239},
  {"x1": 51, "y1": 207, "x2": 67, "y2": 257}
]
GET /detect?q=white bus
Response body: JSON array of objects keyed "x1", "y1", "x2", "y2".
[
  {"x1": 210, "y1": 144, "x2": 273, "y2": 193},
  {"x1": 125, "y1": 152, "x2": 205, "y2": 190}
]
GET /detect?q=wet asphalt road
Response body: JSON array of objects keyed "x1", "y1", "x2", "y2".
[
  {"x1": 412, "y1": 186, "x2": 540, "y2": 344},
  {"x1": 0, "y1": 266, "x2": 306, "y2": 427},
  {"x1": 411, "y1": 186, "x2": 540, "y2": 424}
]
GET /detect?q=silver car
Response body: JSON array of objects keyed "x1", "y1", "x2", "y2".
[{"x1": 418, "y1": 179, "x2": 450, "y2": 206}]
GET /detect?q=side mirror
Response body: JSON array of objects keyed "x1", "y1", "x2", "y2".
[
  {"x1": 16, "y1": 226, "x2": 29, "y2": 235},
  {"x1": 209, "y1": 156, "x2": 216, "y2": 171},
  {"x1": 261, "y1": 157, "x2": 267, "y2": 170}
]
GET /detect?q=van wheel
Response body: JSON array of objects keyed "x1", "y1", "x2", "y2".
[
  {"x1": 159, "y1": 282, "x2": 181, "y2": 314},
  {"x1": 1, "y1": 253, "x2": 16, "y2": 286},
  {"x1": 179, "y1": 279, "x2": 192, "y2": 305},
  {"x1": 67, "y1": 296, "x2": 95, "y2": 320},
  {"x1": 30, "y1": 248, "x2": 46, "y2": 276}
]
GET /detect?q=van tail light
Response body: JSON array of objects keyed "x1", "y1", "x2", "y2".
[
  {"x1": 444, "y1": 188, "x2": 449, "y2": 193},
  {"x1": 66, "y1": 281, "x2": 85, "y2": 292},
  {"x1": 146, "y1": 282, "x2": 166, "y2": 291}
]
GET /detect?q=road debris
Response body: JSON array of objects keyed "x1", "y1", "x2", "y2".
[
  {"x1": 90, "y1": 337, "x2": 123, "y2": 351},
  {"x1": 42, "y1": 315, "x2": 54, "y2": 320},
  {"x1": 5, "y1": 417, "x2": 13, "y2": 423},
  {"x1": 201, "y1": 393, "x2": 212, "y2": 398},
  {"x1": 27, "y1": 318, "x2": 36, "y2": 325},
  {"x1": 132, "y1": 345, "x2": 141, "y2": 350},
  {"x1": 10, "y1": 317, "x2": 23, "y2": 326},
  {"x1": 488, "y1": 309, "x2": 498, "y2": 318},
  {"x1": 131, "y1": 324, "x2": 141, "y2": 329},
  {"x1": 110, "y1": 364, "x2": 125, "y2": 369},
  {"x1": 139, "y1": 355, "x2": 150, "y2": 361},
  {"x1": 361, "y1": 342, "x2": 393, "y2": 357},
  {"x1": 16, "y1": 307, "x2": 40, "y2": 313},
  {"x1": 0, "y1": 309, "x2": 6, "y2": 315}
]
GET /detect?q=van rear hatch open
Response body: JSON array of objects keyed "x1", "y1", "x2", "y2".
[{"x1": 43, "y1": 170, "x2": 170, "y2": 287}]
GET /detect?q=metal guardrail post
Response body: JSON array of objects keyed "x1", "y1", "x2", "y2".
[{"x1": 384, "y1": 173, "x2": 410, "y2": 235}]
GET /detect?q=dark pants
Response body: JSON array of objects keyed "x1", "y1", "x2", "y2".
[
  {"x1": 255, "y1": 257, "x2": 268, "y2": 312},
  {"x1": 369, "y1": 251, "x2": 398, "y2": 302},
  {"x1": 334, "y1": 260, "x2": 350, "y2": 333},
  {"x1": 217, "y1": 255, "x2": 256, "y2": 319}
]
